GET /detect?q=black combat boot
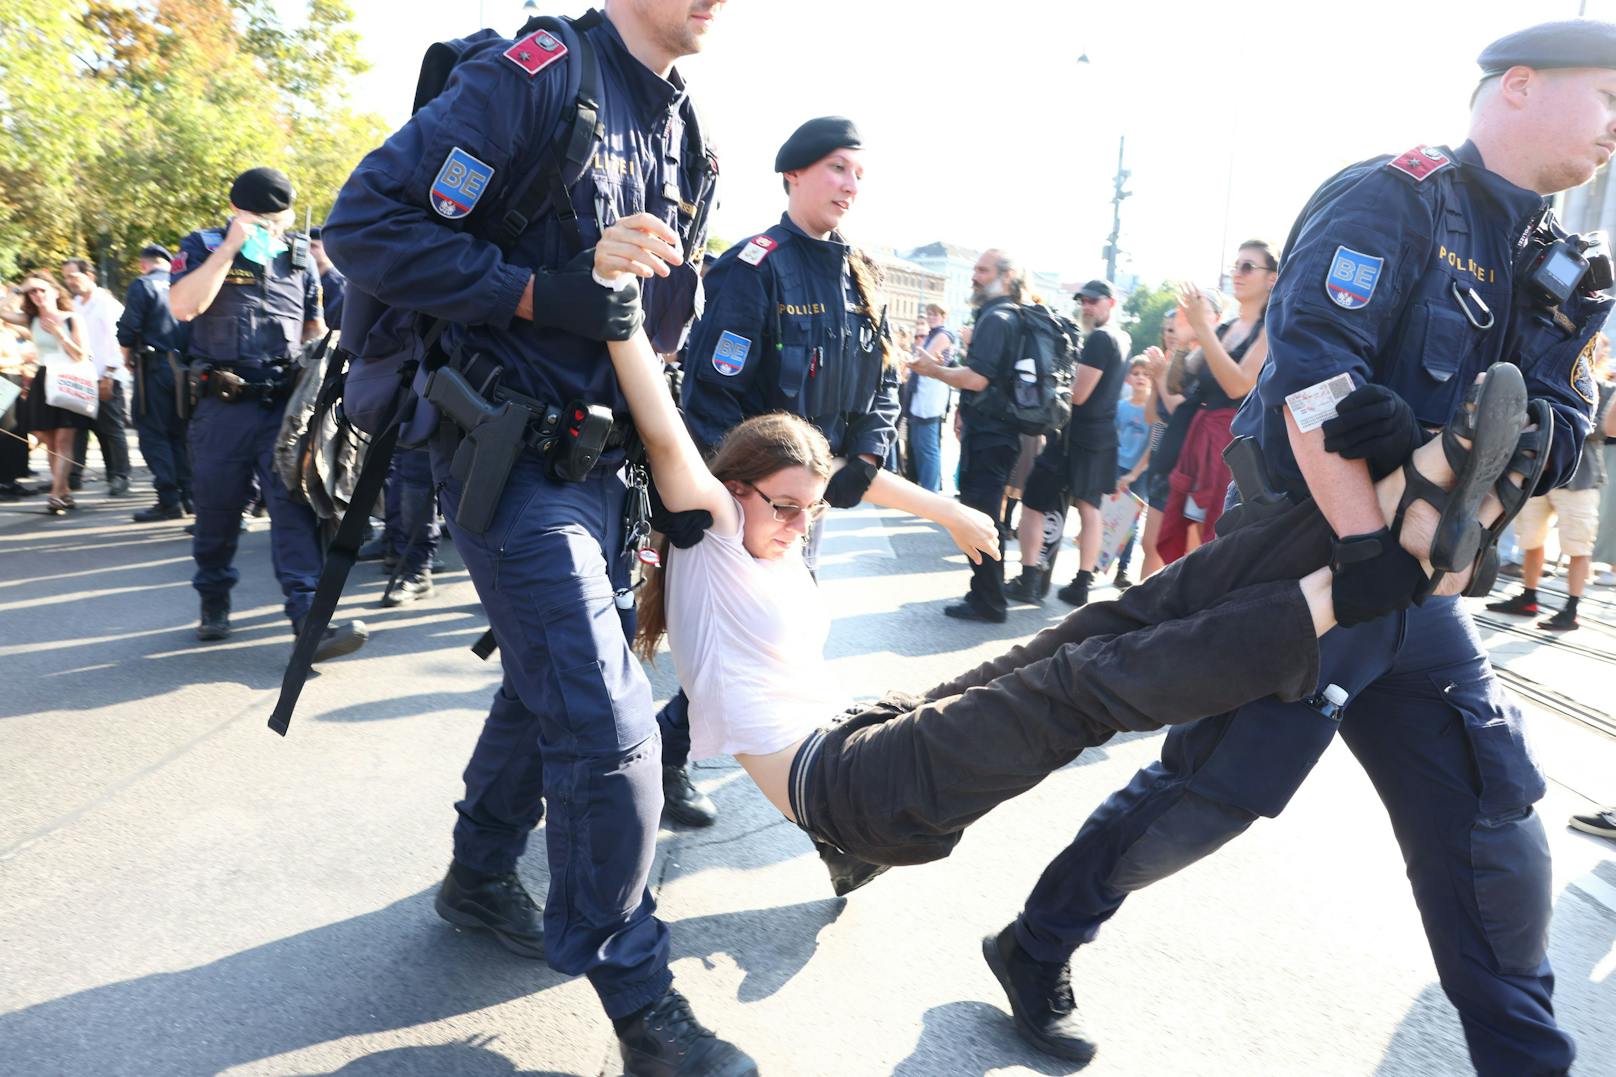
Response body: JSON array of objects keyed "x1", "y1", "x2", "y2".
[
  {"x1": 196, "y1": 597, "x2": 231, "y2": 641},
  {"x1": 982, "y1": 923, "x2": 1097, "y2": 1063},
  {"x1": 434, "y1": 863, "x2": 546, "y2": 959},
  {"x1": 133, "y1": 502, "x2": 184, "y2": 522},
  {"x1": 381, "y1": 571, "x2": 434, "y2": 607},
  {"x1": 292, "y1": 617, "x2": 370, "y2": 662},
  {"x1": 615, "y1": 988, "x2": 759, "y2": 1077},
  {"x1": 662, "y1": 764, "x2": 718, "y2": 827},
  {"x1": 1005, "y1": 567, "x2": 1048, "y2": 604},
  {"x1": 1056, "y1": 569, "x2": 1093, "y2": 607}
]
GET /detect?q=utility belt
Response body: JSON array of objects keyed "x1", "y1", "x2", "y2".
[
  {"x1": 171, "y1": 358, "x2": 293, "y2": 418},
  {"x1": 422, "y1": 353, "x2": 634, "y2": 536}
]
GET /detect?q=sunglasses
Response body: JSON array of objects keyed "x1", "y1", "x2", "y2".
[
  {"x1": 1230, "y1": 260, "x2": 1274, "y2": 275},
  {"x1": 746, "y1": 482, "x2": 828, "y2": 524}
]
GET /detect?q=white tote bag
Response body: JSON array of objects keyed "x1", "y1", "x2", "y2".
[{"x1": 44, "y1": 355, "x2": 100, "y2": 420}]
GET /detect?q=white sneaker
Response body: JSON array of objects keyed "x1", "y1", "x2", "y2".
[{"x1": 1569, "y1": 807, "x2": 1616, "y2": 842}]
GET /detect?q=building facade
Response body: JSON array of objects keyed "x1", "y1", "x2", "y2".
[
  {"x1": 870, "y1": 248, "x2": 946, "y2": 332},
  {"x1": 904, "y1": 242, "x2": 980, "y2": 331}
]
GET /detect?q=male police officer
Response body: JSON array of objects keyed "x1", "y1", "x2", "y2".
[
  {"x1": 118, "y1": 244, "x2": 193, "y2": 522},
  {"x1": 983, "y1": 22, "x2": 1611, "y2": 1075},
  {"x1": 322, "y1": 5, "x2": 756, "y2": 1074},
  {"x1": 660, "y1": 116, "x2": 901, "y2": 829},
  {"x1": 307, "y1": 227, "x2": 346, "y2": 328},
  {"x1": 170, "y1": 168, "x2": 368, "y2": 658}
]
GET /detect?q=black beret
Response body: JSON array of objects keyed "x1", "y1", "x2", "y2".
[
  {"x1": 138, "y1": 244, "x2": 172, "y2": 262},
  {"x1": 1075, "y1": 279, "x2": 1114, "y2": 300},
  {"x1": 1478, "y1": 19, "x2": 1616, "y2": 78},
  {"x1": 774, "y1": 116, "x2": 863, "y2": 173},
  {"x1": 229, "y1": 167, "x2": 295, "y2": 214}
]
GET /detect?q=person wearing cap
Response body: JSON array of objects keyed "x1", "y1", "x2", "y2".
[
  {"x1": 986, "y1": 21, "x2": 1611, "y2": 1074},
  {"x1": 1008, "y1": 278, "x2": 1131, "y2": 610},
  {"x1": 321, "y1": 6, "x2": 755, "y2": 1072},
  {"x1": 117, "y1": 243, "x2": 193, "y2": 522},
  {"x1": 168, "y1": 167, "x2": 367, "y2": 661},
  {"x1": 667, "y1": 116, "x2": 990, "y2": 821}
]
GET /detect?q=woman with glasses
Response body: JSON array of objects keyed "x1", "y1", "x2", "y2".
[
  {"x1": 596, "y1": 248, "x2": 1525, "y2": 893},
  {"x1": 1157, "y1": 240, "x2": 1279, "y2": 563},
  {"x1": 2, "y1": 272, "x2": 93, "y2": 515}
]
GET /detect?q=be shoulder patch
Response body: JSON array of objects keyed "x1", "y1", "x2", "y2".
[
  {"x1": 1326, "y1": 245, "x2": 1384, "y2": 310},
  {"x1": 504, "y1": 29, "x2": 567, "y2": 77},
  {"x1": 712, "y1": 330, "x2": 752, "y2": 377},
  {"x1": 431, "y1": 147, "x2": 495, "y2": 219},
  {"x1": 737, "y1": 235, "x2": 777, "y2": 267},
  {"x1": 1573, "y1": 334, "x2": 1598, "y2": 405},
  {"x1": 1387, "y1": 145, "x2": 1453, "y2": 183}
]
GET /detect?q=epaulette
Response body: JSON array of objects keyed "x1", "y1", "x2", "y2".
[
  {"x1": 1386, "y1": 145, "x2": 1453, "y2": 184},
  {"x1": 504, "y1": 28, "x2": 567, "y2": 76},
  {"x1": 735, "y1": 233, "x2": 780, "y2": 267}
]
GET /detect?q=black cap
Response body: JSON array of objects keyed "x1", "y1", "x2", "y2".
[
  {"x1": 229, "y1": 167, "x2": 295, "y2": 214},
  {"x1": 138, "y1": 244, "x2": 172, "y2": 262},
  {"x1": 307, "y1": 227, "x2": 322, "y2": 241},
  {"x1": 1478, "y1": 19, "x2": 1616, "y2": 78},
  {"x1": 774, "y1": 116, "x2": 863, "y2": 173},
  {"x1": 1075, "y1": 279, "x2": 1115, "y2": 300}
]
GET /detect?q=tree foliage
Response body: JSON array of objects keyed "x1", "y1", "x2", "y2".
[
  {"x1": 0, "y1": 0, "x2": 386, "y2": 285},
  {"x1": 1122, "y1": 280, "x2": 1181, "y2": 356}
]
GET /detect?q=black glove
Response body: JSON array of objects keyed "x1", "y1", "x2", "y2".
[
  {"x1": 824, "y1": 458, "x2": 878, "y2": 509},
  {"x1": 1321, "y1": 384, "x2": 1424, "y2": 478},
  {"x1": 531, "y1": 249, "x2": 643, "y2": 342},
  {"x1": 648, "y1": 472, "x2": 711, "y2": 549},
  {"x1": 1329, "y1": 528, "x2": 1428, "y2": 627}
]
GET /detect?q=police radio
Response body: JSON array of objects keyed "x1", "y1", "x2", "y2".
[{"x1": 1522, "y1": 229, "x2": 1612, "y2": 308}]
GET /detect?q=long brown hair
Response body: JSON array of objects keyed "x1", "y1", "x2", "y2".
[
  {"x1": 847, "y1": 248, "x2": 899, "y2": 371},
  {"x1": 634, "y1": 412, "x2": 833, "y2": 662},
  {"x1": 18, "y1": 271, "x2": 74, "y2": 320}
]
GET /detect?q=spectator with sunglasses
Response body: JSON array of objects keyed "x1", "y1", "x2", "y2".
[
  {"x1": 1156, "y1": 241, "x2": 1277, "y2": 563},
  {"x1": 2, "y1": 272, "x2": 92, "y2": 515}
]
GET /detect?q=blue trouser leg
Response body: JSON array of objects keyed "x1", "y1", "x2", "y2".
[
  {"x1": 382, "y1": 462, "x2": 404, "y2": 556},
  {"x1": 189, "y1": 398, "x2": 323, "y2": 621},
  {"x1": 393, "y1": 447, "x2": 440, "y2": 574},
  {"x1": 1016, "y1": 610, "x2": 1402, "y2": 964},
  {"x1": 136, "y1": 361, "x2": 189, "y2": 506},
  {"x1": 656, "y1": 691, "x2": 693, "y2": 769},
  {"x1": 1338, "y1": 599, "x2": 1570, "y2": 1075},
  {"x1": 435, "y1": 453, "x2": 669, "y2": 1019},
  {"x1": 454, "y1": 670, "x2": 549, "y2": 870},
  {"x1": 909, "y1": 418, "x2": 943, "y2": 493}
]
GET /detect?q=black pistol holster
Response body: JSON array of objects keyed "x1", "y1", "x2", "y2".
[{"x1": 1216, "y1": 435, "x2": 1293, "y2": 534}]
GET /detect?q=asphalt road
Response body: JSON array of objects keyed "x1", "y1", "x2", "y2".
[{"x1": 2, "y1": 454, "x2": 1613, "y2": 1077}]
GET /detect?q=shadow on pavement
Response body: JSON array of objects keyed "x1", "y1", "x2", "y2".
[
  {"x1": 671, "y1": 898, "x2": 846, "y2": 1004},
  {"x1": 892, "y1": 1000, "x2": 1084, "y2": 1076},
  {"x1": 294, "y1": 1037, "x2": 585, "y2": 1077}
]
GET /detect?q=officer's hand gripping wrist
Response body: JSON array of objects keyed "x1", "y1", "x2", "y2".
[
  {"x1": 824, "y1": 458, "x2": 878, "y2": 509},
  {"x1": 531, "y1": 249, "x2": 644, "y2": 342},
  {"x1": 1329, "y1": 528, "x2": 1428, "y2": 627},
  {"x1": 1321, "y1": 384, "x2": 1424, "y2": 478}
]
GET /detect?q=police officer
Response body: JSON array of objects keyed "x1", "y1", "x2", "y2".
[
  {"x1": 983, "y1": 22, "x2": 1610, "y2": 1075},
  {"x1": 660, "y1": 116, "x2": 902, "y2": 825},
  {"x1": 307, "y1": 227, "x2": 346, "y2": 328},
  {"x1": 321, "y1": 6, "x2": 755, "y2": 1074},
  {"x1": 117, "y1": 244, "x2": 193, "y2": 522},
  {"x1": 170, "y1": 167, "x2": 368, "y2": 659}
]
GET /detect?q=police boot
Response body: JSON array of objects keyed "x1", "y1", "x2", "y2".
[
  {"x1": 196, "y1": 597, "x2": 231, "y2": 642},
  {"x1": 662, "y1": 764, "x2": 718, "y2": 828},
  {"x1": 1005, "y1": 567, "x2": 1049, "y2": 605},
  {"x1": 1056, "y1": 570, "x2": 1093, "y2": 608},
  {"x1": 133, "y1": 502, "x2": 185, "y2": 522},
  {"x1": 982, "y1": 923, "x2": 1097, "y2": 1064},
  {"x1": 381, "y1": 571, "x2": 434, "y2": 608},
  {"x1": 434, "y1": 863, "x2": 546, "y2": 959},
  {"x1": 615, "y1": 988, "x2": 759, "y2": 1077},
  {"x1": 292, "y1": 617, "x2": 371, "y2": 662},
  {"x1": 108, "y1": 475, "x2": 131, "y2": 497},
  {"x1": 356, "y1": 535, "x2": 391, "y2": 562},
  {"x1": 814, "y1": 838, "x2": 890, "y2": 897}
]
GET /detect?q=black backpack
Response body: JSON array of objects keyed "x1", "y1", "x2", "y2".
[
  {"x1": 999, "y1": 304, "x2": 1079, "y2": 436},
  {"x1": 271, "y1": 12, "x2": 717, "y2": 736}
]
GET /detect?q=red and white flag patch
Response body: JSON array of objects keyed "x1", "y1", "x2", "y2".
[
  {"x1": 1387, "y1": 145, "x2": 1453, "y2": 183},
  {"x1": 737, "y1": 235, "x2": 777, "y2": 266},
  {"x1": 504, "y1": 29, "x2": 567, "y2": 77}
]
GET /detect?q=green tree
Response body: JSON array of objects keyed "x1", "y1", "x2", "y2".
[{"x1": 1123, "y1": 280, "x2": 1180, "y2": 356}]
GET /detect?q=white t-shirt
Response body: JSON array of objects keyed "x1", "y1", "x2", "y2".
[
  {"x1": 665, "y1": 496, "x2": 840, "y2": 760},
  {"x1": 72, "y1": 289, "x2": 126, "y2": 383}
]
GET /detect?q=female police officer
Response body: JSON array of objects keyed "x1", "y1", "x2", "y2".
[{"x1": 660, "y1": 118, "x2": 993, "y2": 827}]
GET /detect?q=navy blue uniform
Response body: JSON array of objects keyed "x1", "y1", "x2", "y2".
[
  {"x1": 116, "y1": 268, "x2": 192, "y2": 509},
  {"x1": 1015, "y1": 142, "x2": 1602, "y2": 1076},
  {"x1": 320, "y1": 266, "x2": 346, "y2": 329},
  {"x1": 322, "y1": 16, "x2": 709, "y2": 1019},
  {"x1": 174, "y1": 227, "x2": 324, "y2": 622},
  {"x1": 659, "y1": 218, "x2": 898, "y2": 767}
]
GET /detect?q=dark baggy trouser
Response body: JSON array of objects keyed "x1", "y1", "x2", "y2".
[
  {"x1": 134, "y1": 358, "x2": 191, "y2": 507},
  {"x1": 788, "y1": 499, "x2": 1333, "y2": 867}
]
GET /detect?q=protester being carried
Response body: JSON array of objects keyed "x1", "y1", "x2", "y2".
[{"x1": 598, "y1": 250, "x2": 1529, "y2": 889}]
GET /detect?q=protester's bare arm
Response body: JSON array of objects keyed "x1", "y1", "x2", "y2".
[
  {"x1": 1070, "y1": 364, "x2": 1103, "y2": 406},
  {"x1": 862, "y1": 467, "x2": 999, "y2": 564}
]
